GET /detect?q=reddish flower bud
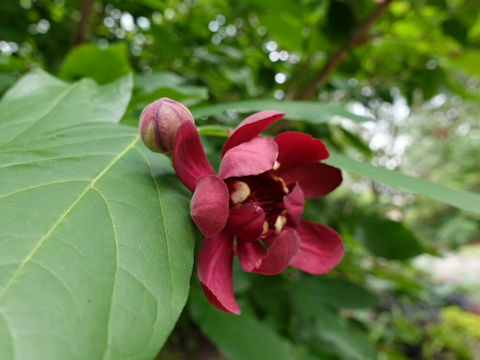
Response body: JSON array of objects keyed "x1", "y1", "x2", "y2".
[{"x1": 139, "y1": 98, "x2": 194, "y2": 153}]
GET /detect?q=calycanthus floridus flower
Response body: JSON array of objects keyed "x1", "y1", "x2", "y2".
[{"x1": 172, "y1": 110, "x2": 344, "y2": 314}]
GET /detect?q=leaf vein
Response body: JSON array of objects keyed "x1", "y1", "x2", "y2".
[
  {"x1": 3, "y1": 134, "x2": 133, "y2": 154},
  {"x1": 0, "y1": 180, "x2": 89, "y2": 201},
  {"x1": 0, "y1": 83, "x2": 81, "y2": 146},
  {"x1": 0, "y1": 136, "x2": 139, "y2": 302},
  {"x1": 91, "y1": 188, "x2": 119, "y2": 360},
  {"x1": 134, "y1": 147, "x2": 175, "y2": 313},
  {"x1": 0, "y1": 153, "x2": 117, "y2": 170}
]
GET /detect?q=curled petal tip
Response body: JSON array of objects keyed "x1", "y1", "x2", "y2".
[{"x1": 221, "y1": 111, "x2": 285, "y2": 156}]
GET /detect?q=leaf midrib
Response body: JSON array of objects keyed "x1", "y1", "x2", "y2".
[{"x1": 0, "y1": 135, "x2": 140, "y2": 301}]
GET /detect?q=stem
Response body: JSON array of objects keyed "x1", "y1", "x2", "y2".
[{"x1": 197, "y1": 126, "x2": 230, "y2": 137}]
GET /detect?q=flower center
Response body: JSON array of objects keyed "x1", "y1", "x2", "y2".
[{"x1": 227, "y1": 171, "x2": 290, "y2": 237}]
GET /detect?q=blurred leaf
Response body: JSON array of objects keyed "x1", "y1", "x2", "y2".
[
  {"x1": 135, "y1": 85, "x2": 208, "y2": 106},
  {"x1": 222, "y1": 67, "x2": 259, "y2": 97},
  {"x1": 261, "y1": 13, "x2": 305, "y2": 51},
  {"x1": 189, "y1": 288, "x2": 296, "y2": 360},
  {"x1": 149, "y1": 25, "x2": 185, "y2": 60},
  {"x1": 59, "y1": 43, "x2": 131, "y2": 84},
  {"x1": 330, "y1": 126, "x2": 372, "y2": 157},
  {"x1": 134, "y1": 72, "x2": 185, "y2": 93},
  {"x1": 0, "y1": 72, "x2": 16, "y2": 94},
  {"x1": 134, "y1": 72, "x2": 208, "y2": 103},
  {"x1": 0, "y1": 70, "x2": 132, "y2": 147},
  {"x1": 293, "y1": 277, "x2": 379, "y2": 309},
  {"x1": 0, "y1": 71, "x2": 195, "y2": 359},
  {"x1": 131, "y1": 72, "x2": 208, "y2": 114},
  {"x1": 442, "y1": 17, "x2": 469, "y2": 45},
  {"x1": 355, "y1": 215, "x2": 424, "y2": 260},
  {"x1": 192, "y1": 100, "x2": 370, "y2": 123},
  {"x1": 292, "y1": 294, "x2": 376, "y2": 360},
  {"x1": 325, "y1": 153, "x2": 480, "y2": 215},
  {"x1": 325, "y1": 0, "x2": 357, "y2": 43},
  {"x1": 450, "y1": 49, "x2": 480, "y2": 78}
]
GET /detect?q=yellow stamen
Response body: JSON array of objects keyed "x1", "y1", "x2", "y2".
[
  {"x1": 274, "y1": 215, "x2": 287, "y2": 234},
  {"x1": 262, "y1": 221, "x2": 269, "y2": 235},
  {"x1": 230, "y1": 181, "x2": 251, "y2": 204},
  {"x1": 271, "y1": 173, "x2": 289, "y2": 195}
]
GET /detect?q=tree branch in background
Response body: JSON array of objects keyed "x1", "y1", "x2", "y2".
[
  {"x1": 285, "y1": 54, "x2": 313, "y2": 100},
  {"x1": 298, "y1": 0, "x2": 394, "y2": 100},
  {"x1": 72, "y1": 0, "x2": 96, "y2": 46}
]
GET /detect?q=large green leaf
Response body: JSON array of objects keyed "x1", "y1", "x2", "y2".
[
  {"x1": 59, "y1": 43, "x2": 132, "y2": 85},
  {"x1": 0, "y1": 70, "x2": 133, "y2": 148},
  {"x1": 325, "y1": 153, "x2": 480, "y2": 215},
  {"x1": 0, "y1": 72, "x2": 195, "y2": 359},
  {"x1": 191, "y1": 99, "x2": 370, "y2": 123},
  {"x1": 189, "y1": 289, "x2": 296, "y2": 360}
]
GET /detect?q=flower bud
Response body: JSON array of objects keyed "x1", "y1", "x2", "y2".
[{"x1": 139, "y1": 97, "x2": 194, "y2": 153}]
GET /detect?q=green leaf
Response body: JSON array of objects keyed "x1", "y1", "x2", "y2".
[
  {"x1": 0, "y1": 72, "x2": 16, "y2": 94},
  {"x1": 133, "y1": 85, "x2": 208, "y2": 108},
  {"x1": 0, "y1": 70, "x2": 133, "y2": 148},
  {"x1": 293, "y1": 277, "x2": 379, "y2": 309},
  {"x1": 59, "y1": 43, "x2": 132, "y2": 84},
  {"x1": 292, "y1": 293, "x2": 376, "y2": 360},
  {"x1": 134, "y1": 72, "x2": 186, "y2": 93},
  {"x1": 261, "y1": 13, "x2": 304, "y2": 51},
  {"x1": 191, "y1": 100, "x2": 370, "y2": 123},
  {"x1": 355, "y1": 215, "x2": 424, "y2": 259},
  {"x1": 0, "y1": 72, "x2": 195, "y2": 359},
  {"x1": 189, "y1": 289, "x2": 296, "y2": 360},
  {"x1": 450, "y1": 49, "x2": 480, "y2": 78},
  {"x1": 134, "y1": 72, "x2": 208, "y2": 105},
  {"x1": 311, "y1": 307, "x2": 376, "y2": 360},
  {"x1": 325, "y1": 153, "x2": 480, "y2": 215}
]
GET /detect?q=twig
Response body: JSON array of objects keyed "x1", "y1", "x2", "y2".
[
  {"x1": 299, "y1": 0, "x2": 394, "y2": 100},
  {"x1": 72, "y1": 0, "x2": 96, "y2": 46}
]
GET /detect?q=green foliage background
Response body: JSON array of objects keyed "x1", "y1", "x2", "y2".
[{"x1": 1, "y1": 0, "x2": 480, "y2": 359}]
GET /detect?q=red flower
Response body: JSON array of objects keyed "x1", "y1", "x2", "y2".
[{"x1": 173, "y1": 111, "x2": 344, "y2": 314}]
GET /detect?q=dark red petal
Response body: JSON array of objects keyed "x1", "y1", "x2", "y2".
[
  {"x1": 289, "y1": 220, "x2": 344, "y2": 274},
  {"x1": 173, "y1": 121, "x2": 215, "y2": 192},
  {"x1": 218, "y1": 137, "x2": 278, "y2": 179},
  {"x1": 227, "y1": 204, "x2": 265, "y2": 241},
  {"x1": 221, "y1": 111, "x2": 284, "y2": 157},
  {"x1": 237, "y1": 229, "x2": 299, "y2": 275},
  {"x1": 197, "y1": 230, "x2": 240, "y2": 314},
  {"x1": 253, "y1": 228, "x2": 300, "y2": 275},
  {"x1": 237, "y1": 241, "x2": 266, "y2": 272},
  {"x1": 274, "y1": 132, "x2": 329, "y2": 174},
  {"x1": 281, "y1": 162, "x2": 342, "y2": 199},
  {"x1": 283, "y1": 184, "x2": 305, "y2": 225},
  {"x1": 190, "y1": 175, "x2": 229, "y2": 238}
]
